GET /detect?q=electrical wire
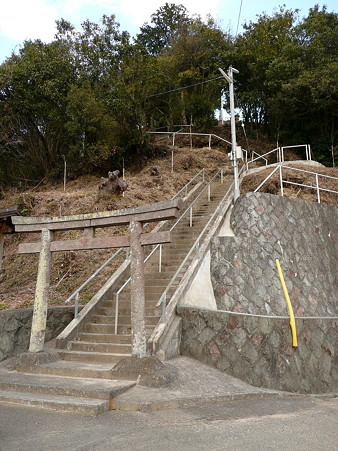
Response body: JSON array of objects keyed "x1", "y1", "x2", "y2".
[
  {"x1": 147, "y1": 76, "x2": 224, "y2": 98},
  {"x1": 236, "y1": 0, "x2": 243, "y2": 36}
]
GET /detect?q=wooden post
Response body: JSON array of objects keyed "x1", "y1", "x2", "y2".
[
  {"x1": 29, "y1": 228, "x2": 53, "y2": 353},
  {"x1": 129, "y1": 220, "x2": 147, "y2": 357}
]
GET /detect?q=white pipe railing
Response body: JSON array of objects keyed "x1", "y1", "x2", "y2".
[
  {"x1": 246, "y1": 144, "x2": 311, "y2": 170},
  {"x1": 65, "y1": 168, "x2": 206, "y2": 317},
  {"x1": 254, "y1": 164, "x2": 338, "y2": 201},
  {"x1": 149, "y1": 131, "x2": 231, "y2": 147},
  {"x1": 113, "y1": 168, "x2": 225, "y2": 333},
  {"x1": 65, "y1": 248, "x2": 125, "y2": 317},
  {"x1": 157, "y1": 181, "x2": 233, "y2": 322}
]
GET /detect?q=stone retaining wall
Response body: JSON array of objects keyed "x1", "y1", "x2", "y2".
[
  {"x1": 178, "y1": 193, "x2": 337, "y2": 393},
  {"x1": 211, "y1": 193, "x2": 337, "y2": 317},
  {"x1": 0, "y1": 306, "x2": 77, "y2": 362},
  {"x1": 178, "y1": 307, "x2": 337, "y2": 393}
]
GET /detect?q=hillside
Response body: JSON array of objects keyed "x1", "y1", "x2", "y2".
[
  {"x1": 0, "y1": 145, "x2": 229, "y2": 310},
  {"x1": 0, "y1": 140, "x2": 337, "y2": 311}
]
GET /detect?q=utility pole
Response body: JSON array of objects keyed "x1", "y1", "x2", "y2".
[{"x1": 219, "y1": 66, "x2": 240, "y2": 201}]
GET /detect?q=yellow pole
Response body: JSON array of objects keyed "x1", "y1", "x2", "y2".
[{"x1": 275, "y1": 259, "x2": 298, "y2": 349}]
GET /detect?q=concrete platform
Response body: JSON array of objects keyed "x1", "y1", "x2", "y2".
[{"x1": 111, "y1": 356, "x2": 295, "y2": 412}]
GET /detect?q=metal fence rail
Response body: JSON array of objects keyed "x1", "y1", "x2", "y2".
[
  {"x1": 254, "y1": 164, "x2": 338, "y2": 203},
  {"x1": 246, "y1": 144, "x2": 311, "y2": 170},
  {"x1": 149, "y1": 131, "x2": 232, "y2": 148},
  {"x1": 113, "y1": 168, "x2": 225, "y2": 333},
  {"x1": 65, "y1": 168, "x2": 206, "y2": 316},
  {"x1": 156, "y1": 178, "x2": 233, "y2": 323}
]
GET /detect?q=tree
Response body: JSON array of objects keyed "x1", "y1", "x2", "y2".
[
  {"x1": 0, "y1": 39, "x2": 76, "y2": 184},
  {"x1": 233, "y1": 6, "x2": 298, "y2": 130},
  {"x1": 136, "y1": 2, "x2": 191, "y2": 55}
]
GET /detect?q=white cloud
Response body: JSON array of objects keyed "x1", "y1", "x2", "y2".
[
  {"x1": 108, "y1": 0, "x2": 222, "y2": 28},
  {"x1": 0, "y1": 0, "x2": 59, "y2": 42},
  {"x1": 0, "y1": 0, "x2": 223, "y2": 46}
]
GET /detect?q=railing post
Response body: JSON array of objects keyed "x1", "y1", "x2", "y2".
[
  {"x1": 159, "y1": 244, "x2": 162, "y2": 273},
  {"x1": 316, "y1": 174, "x2": 321, "y2": 203},
  {"x1": 308, "y1": 144, "x2": 312, "y2": 160},
  {"x1": 125, "y1": 248, "x2": 129, "y2": 260},
  {"x1": 208, "y1": 135, "x2": 211, "y2": 149},
  {"x1": 75, "y1": 292, "x2": 79, "y2": 318},
  {"x1": 161, "y1": 293, "x2": 166, "y2": 323},
  {"x1": 208, "y1": 184, "x2": 211, "y2": 202},
  {"x1": 202, "y1": 168, "x2": 205, "y2": 183},
  {"x1": 221, "y1": 168, "x2": 224, "y2": 184},
  {"x1": 0, "y1": 230, "x2": 4, "y2": 271},
  {"x1": 115, "y1": 293, "x2": 119, "y2": 335},
  {"x1": 279, "y1": 166, "x2": 284, "y2": 196},
  {"x1": 171, "y1": 150, "x2": 174, "y2": 173},
  {"x1": 172, "y1": 133, "x2": 175, "y2": 147}
]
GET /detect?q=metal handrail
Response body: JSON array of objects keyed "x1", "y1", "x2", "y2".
[
  {"x1": 114, "y1": 168, "x2": 225, "y2": 333},
  {"x1": 254, "y1": 164, "x2": 338, "y2": 202},
  {"x1": 65, "y1": 168, "x2": 206, "y2": 316},
  {"x1": 156, "y1": 178, "x2": 233, "y2": 322},
  {"x1": 246, "y1": 144, "x2": 311, "y2": 170},
  {"x1": 65, "y1": 248, "x2": 125, "y2": 316},
  {"x1": 152, "y1": 124, "x2": 194, "y2": 131},
  {"x1": 149, "y1": 131, "x2": 232, "y2": 147},
  {"x1": 172, "y1": 169, "x2": 205, "y2": 199}
]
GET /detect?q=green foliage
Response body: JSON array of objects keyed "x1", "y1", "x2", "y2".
[
  {"x1": 233, "y1": 5, "x2": 338, "y2": 164},
  {"x1": 137, "y1": 2, "x2": 191, "y2": 55},
  {"x1": 0, "y1": 3, "x2": 337, "y2": 187}
]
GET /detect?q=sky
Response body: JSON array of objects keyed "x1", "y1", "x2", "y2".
[{"x1": 0, "y1": 0, "x2": 336, "y2": 63}]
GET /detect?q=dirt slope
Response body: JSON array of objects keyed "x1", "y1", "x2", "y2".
[
  {"x1": 0, "y1": 139, "x2": 337, "y2": 311},
  {"x1": 0, "y1": 146, "x2": 228, "y2": 310}
]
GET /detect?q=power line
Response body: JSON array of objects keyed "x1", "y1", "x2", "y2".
[
  {"x1": 236, "y1": 0, "x2": 243, "y2": 36},
  {"x1": 147, "y1": 76, "x2": 224, "y2": 98}
]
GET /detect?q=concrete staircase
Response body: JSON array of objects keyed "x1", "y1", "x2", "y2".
[
  {"x1": 0, "y1": 178, "x2": 230, "y2": 415},
  {"x1": 0, "y1": 366, "x2": 136, "y2": 415},
  {"x1": 58, "y1": 179, "x2": 227, "y2": 364}
]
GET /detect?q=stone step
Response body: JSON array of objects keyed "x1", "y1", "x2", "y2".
[
  {"x1": 0, "y1": 389, "x2": 110, "y2": 416},
  {"x1": 77, "y1": 333, "x2": 131, "y2": 344},
  {"x1": 109, "y1": 289, "x2": 176, "y2": 303},
  {"x1": 14, "y1": 361, "x2": 117, "y2": 379},
  {"x1": 83, "y1": 323, "x2": 153, "y2": 335},
  {"x1": 69, "y1": 341, "x2": 132, "y2": 354},
  {"x1": 91, "y1": 315, "x2": 160, "y2": 326},
  {"x1": 58, "y1": 350, "x2": 130, "y2": 364},
  {"x1": 97, "y1": 306, "x2": 160, "y2": 316},
  {"x1": 0, "y1": 372, "x2": 134, "y2": 400}
]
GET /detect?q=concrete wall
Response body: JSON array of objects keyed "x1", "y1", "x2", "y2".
[
  {"x1": 179, "y1": 307, "x2": 337, "y2": 393},
  {"x1": 0, "y1": 306, "x2": 77, "y2": 362}
]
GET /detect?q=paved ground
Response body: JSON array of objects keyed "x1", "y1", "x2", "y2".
[{"x1": 1, "y1": 394, "x2": 337, "y2": 450}]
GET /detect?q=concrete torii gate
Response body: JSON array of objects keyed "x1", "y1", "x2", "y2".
[
  {"x1": 11, "y1": 199, "x2": 182, "y2": 358},
  {"x1": 0, "y1": 206, "x2": 21, "y2": 270}
]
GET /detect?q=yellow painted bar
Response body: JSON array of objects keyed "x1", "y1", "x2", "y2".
[{"x1": 275, "y1": 259, "x2": 298, "y2": 349}]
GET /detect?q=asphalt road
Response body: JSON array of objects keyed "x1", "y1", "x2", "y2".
[{"x1": 0, "y1": 395, "x2": 337, "y2": 450}]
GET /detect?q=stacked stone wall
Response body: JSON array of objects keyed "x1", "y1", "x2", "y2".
[
  {"x1": 179, "y1": 307, "x2": 337, "y2": 393},
  {"x1": 211, "y1": 193, "x2": 337, "y2": 316},
  {"x1": 178, "y1": 193, "x2": 337, "y2": 393},
  {"x1": 0, "y1": 306, "x2": 77, "y2": 361}
]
